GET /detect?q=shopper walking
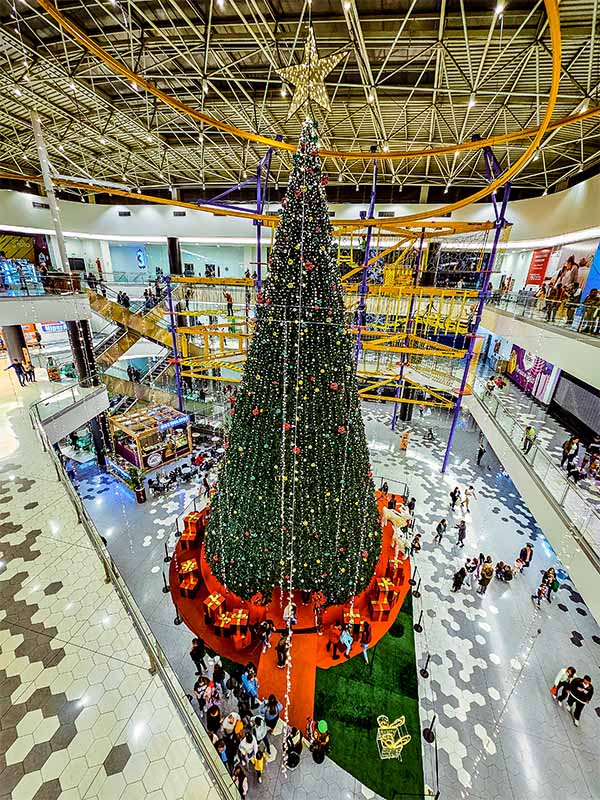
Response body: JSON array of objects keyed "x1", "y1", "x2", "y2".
[
  {"x1": 561, "y1": 436, "x2": 579, "y2": 468},
  {"x1": 543, "y1": 567, "x2": 559, "y2": 603},
  {"x1": 531, "y1": 579, "x2": 548, "y2": 608},
  {"x1": 477, "y1": 557, "x2": 494, "y2": 594},
  {"x1": 461, "y1": 485, "x2": 476, "y2": 513},
  {"x1": 4, "y1": 360, "x2": 26, "y2": 387},
  {"x1": 449, "y1": 486, "x2": 461, "y2": 511},
  {"x1": 553, "y1": 666, "x2": 576, "y2": 705},
  {"x1": 232, "y1": 763, "x2": 250, "y2": 797},
  {"x1": 452, "y1": 565, "x2": 467, "y2": 592},
  {"x1": 263, "y1": 694, "x2": 283, "y2": 732},
  {"x1": 190, "y1": 637, "x2": 207, "y2": 674},
  {"x1": 566, "y1": 675, "x2": 594, "y2": 726},
  {"x1": 455, "y1": 520, "x2": 467, "y2": 548},
  {"x1": 360, "y1": 620, "x2": 372, "y2": 664},
  {"x1": 522, "y1": 425, "x2": 537, "y2": 455},
  {"x1": 434, "y1": 518, "x2": 447, "y2": 544}
]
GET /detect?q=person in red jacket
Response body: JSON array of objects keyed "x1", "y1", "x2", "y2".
[
  {"x1": 223, "y1": 291, "x2": 233, "y2": 316},
  {"x1": 326, "y1": 623, "x2": 342, "y2": 660},
  {"x1": 566, "y1": 675, "x2": 594, "y2": 726},
  {"x1": 360, "y1": 620, "x2": 372, "y2": 664}
]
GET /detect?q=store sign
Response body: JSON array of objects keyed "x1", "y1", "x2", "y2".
[
  {"x1": 159, "y1": 415, "x2": 189, "y2": 431},
  {"x1": 147, "y1": 452, "x2": 163, "y2": 467},
  {"x1": 525, "y1": 248, "x2": 552, "y2": 285},
  {"x1": 41, "y1": 321, "x2": 67, "y2": 334}
]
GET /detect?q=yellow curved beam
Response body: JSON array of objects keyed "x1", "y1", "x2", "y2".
[
  {"x1": 32, "y1": 0, "x2": 561, "y2": 227},
  {"x1": 35, "y1": 0, "x2": 569, "y2": 164}
]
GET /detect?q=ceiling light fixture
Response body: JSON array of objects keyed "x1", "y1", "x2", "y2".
[
  {"x1": 146, "y1": 135, "x2": 153, "y2": 143},
  {"x1": 59, "y1": 144, "x2": 64, "y2": 151},
  {"x1": 137, "y1": 187, "x2": 142, "y2": 193},
  {"x1": 533, "y1": 151, "x2": 539, "y2": 161},
  {"x1": 25, "y1": 181, "x2": 30, "y2": 187},
  {"x1": 100, "y1": 137, "x2": 107, "y2": 144},
  {"x1": 542, "y1": 188, "x2": 548, "y2": 196},
  {"x1": 281, "y1": 86, "x2": 288, "y2": 98},
  {"x1": 495, "y1": 2, "x2": 505, "y2": 16},
  {"x1": 468, "y1": 92, "x2": 476, "y2": 109},
  {"x1": 367, "y1": 92, "x2": 374, "y2": 104},
  {"x1": 69, "y1": 81, "x2": 76, "y2": 91},
  {"x1": 216, "y1": 0, "x2": 225, "y2": 7},
  {"x1": 382, "y1": 142, "x2": 389, "y2": 152},
  {"x1": 159, "y1": 172, "x2": 164, "y2": 179},
  {"x1": 338, "y1": 172, "x2": 343, "y2": 182},
  {"x1": 13, "y1": 87, "x2": 22, "y2": 96},
  {"x1": 343, "y1": 1, "x2": 351, "y2": 10},
  {"x1": 355, "y1": 184, "x2": 359, "y2": 192},
  {"x1": 398, "y1": 182, "x2": 403, "y2": 192}
]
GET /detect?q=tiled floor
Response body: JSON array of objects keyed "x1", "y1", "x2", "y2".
[
  {"x1": 0, "y1": 365, "x2": 225, "y2": 800},
  {"x1": 361, "y1": 402, "x2": 600, "y2": 800},
  {"x1": 5, "y1": 359, "x2": 600, "y2": 800}
]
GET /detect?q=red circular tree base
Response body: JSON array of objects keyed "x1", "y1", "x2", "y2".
[{"x1": 170, "y1": 491, "x2": 411, "y2": 730}]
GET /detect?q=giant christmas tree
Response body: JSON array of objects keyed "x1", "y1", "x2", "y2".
[{"x1": 205, "y1": 120, "x2": 381, "y2": 605}]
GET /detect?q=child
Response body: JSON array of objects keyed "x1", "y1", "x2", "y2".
[
  {"x1": 250, "y1": 747, "x2": 267, "y2": 783},
  {"x1": 531, "y1": 581, "x2": 548, "y2": 608}
]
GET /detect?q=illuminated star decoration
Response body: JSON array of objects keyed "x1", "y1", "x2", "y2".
[{"x1": 277, "y1": 29, "x2": 345, "y2": 119}]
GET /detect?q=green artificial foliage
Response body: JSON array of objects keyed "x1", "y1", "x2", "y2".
[{"x1": 205, "y1": 119, "x2": 381, "y2": 605}]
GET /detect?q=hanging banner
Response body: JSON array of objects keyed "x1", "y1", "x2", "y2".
[
  {"x1": 525, "y1": 248, "x2": 552, "y2": 285},
  {"x1": 581, "y1": 241, "x2": 600, "y2": 301}
]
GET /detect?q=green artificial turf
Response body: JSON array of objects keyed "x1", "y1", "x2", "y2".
[{"x1": 314, "y1": 593, "x2": 424, "y2": 800}]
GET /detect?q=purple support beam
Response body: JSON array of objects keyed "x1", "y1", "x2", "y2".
[
  {"x1": 164, "y1": 276, "x2": 185, "y2": 412},
  {"x1": 354, "y1": 148, "x2": 378, "y2": 366},
  {"x1": 441, "y1": 147, "x2": 511, "y2": 473},
  {"x1": 391, "y1": 228, "x2": 425, "y2": 431}
]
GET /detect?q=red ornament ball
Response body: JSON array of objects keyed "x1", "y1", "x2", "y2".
[
  {"x1": 321, "y1": 175, "x2": 329, "y2": 186},
  {"x1": 337, "y1": 425, "x2": 346, "y2": 434},
  {"x1": 252, "y1": 407, "x2": 260, "y2": 417},
  {"x1": 330, "y1": 382, "x2": 338, "y2": 390},
  {"x1": 292, "y1": 446, "x2": 301, "y2": 455},
  {"x1": 283, "y1": 421, "x2": 292, "y2": 431},
  {"x1": 304, "y1": 260, "x2": 315, "y2": 271}
]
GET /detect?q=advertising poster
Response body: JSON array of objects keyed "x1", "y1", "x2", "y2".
[
  {"x1": 525, "y1": 248, "x2": 552, "y2": 285},
  {"x1": 507, "y1": 344, "x2": 554, "y2": 401},
  {"x1": 544, "y1": 238, "x2": 599, "y2": 293},
  {"x1": 580, "y1": 241, "x2": 600, "y2": 301}
]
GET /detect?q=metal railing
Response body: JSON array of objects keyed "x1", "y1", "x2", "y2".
[
  {"x1": 486, "y1": 292, "x2": 600, "y2": 339},
  {"x1": 472, "y1": 378, "x2": 600, "y2": 560},
  {"x1": 30, "y1": 380, "x2": 105, "y2": 422},
  {"x1": 0, "y1": 270, "x2": 88, "y2": 297},
  {"x1": 28, "y1": 389, "x2": 238, "y2": 800}
]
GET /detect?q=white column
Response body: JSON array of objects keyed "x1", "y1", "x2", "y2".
[
  {"x1": 30, "y1": 110, "x2": 69, "y2": 272},
  {"x1": 99, "y1": 240, "x2": 114, "y2": 281}
]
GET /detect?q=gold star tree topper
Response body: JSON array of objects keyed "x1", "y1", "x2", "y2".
[{"x1": 277, "y1": 29, "x2": 345, "y2": 118}]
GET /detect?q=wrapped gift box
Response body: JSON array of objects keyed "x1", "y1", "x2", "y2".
[
  {"x1": 229, "y1": 608, "x2": 249, "y2": 633},
  {"x1": 386, "y1": 558, "x2": 405, "y2": 584},
  {"x1": 375, "y1": 577, "x2": 395, "y2": 603},
  {"x1": 203, "y1": 592, "x2": 225, "y2": 623},
  {"x1": 214, "y1": 613, "x2": 232, "y2": 637},
  {"x1": 178, "y1": 558, "x2": 199, "y2": 584},
  {"x1": 179, "y1": 574, "x2": 199, "y2": 599},
  {"x1": 184, "y1": 511, "x2": 205, "y2": 537},
  {"x1": 370, "y1": 599, "x2": 391, "y2": 622},
  {"x1": 180, "y1": 527, "x2": 201, "y2": 551},
  {"x1": 232, "y1": 629, "x2": 252, "y2": 651},
  {"x1": 343, "y1": 606, "x2": 362, "y2": 636}
]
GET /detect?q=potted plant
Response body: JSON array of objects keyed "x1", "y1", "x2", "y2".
[{"x1": 127, "y1": 466, "x2": 147, "y2": 504}]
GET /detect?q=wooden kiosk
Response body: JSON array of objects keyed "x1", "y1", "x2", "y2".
[{"x1": 107, "y1": 404, "x2": 192, "y2": 484}]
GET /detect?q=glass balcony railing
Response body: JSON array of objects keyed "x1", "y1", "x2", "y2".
[
  {"x1": 486, "y1": 292, "x2": 600, "y2": 339},
  {"x1": 28, "y1": 389, "x2": 238, "y2": 800},
  {"x1": 30, "y1": 380, "x2": 106, "y2": 422},
  {"x1": 472, "y1": 378, "x2": 600, "y2": 561}
]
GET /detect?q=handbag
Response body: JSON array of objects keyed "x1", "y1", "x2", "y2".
[
  {"x1": 552, "y1": 578, "x2": 560, "y2": 592},
  {"x1": 550, "y1": 685, "x2": 557, "y2": 696}
]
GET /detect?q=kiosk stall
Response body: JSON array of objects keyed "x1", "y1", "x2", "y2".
[{"x1": 107, "y1": 405, "x2": 192, "y2": 486}]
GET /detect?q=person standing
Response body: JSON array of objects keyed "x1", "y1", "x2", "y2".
[
  {"x1": 566, "y1": 675, "x2": 594, "y2": 727},
  {"x1": 434, "y1": 518, "x2": 447, "y2": 544},
  {"x1": 531, "y1": 579, "x2": 548, "y2": 608},
  {"x1": 455, "y1": 520, "x2": 467, "y2": 548},
  {"x1": 339, "y1": 625, "x2": 353, "y2": 659},
  {"x1": 276, "y1": 630, "x2": 290, "y2": 669},
  {"x1": 519, "y1": 543, "x2": 534, "y2": 569},
  {"x1": 250, "y1": 748, "x2": 267, "y2": 784},
  {"x1": 522, "y1": 425, "x2": 537, "y2": 455},
  {"x1": 360, "y1": 620, "x2": 372, "y2": 664},
  {"x1": 553, "y1": 666, "x2": 576, "y2": 705},
  {"x1": 224, "y1": 290, "x2": 234, "y2": 316},
  {"x1": 561, "y1": 436, "x2": 579, "y2": 468},
  {"x1": 410, "y1": 533, "x2": 422, "y2": 556},
  {"x1": 190, "y1": 637, "x2": 207, "y2": 674},
  {"x1": 24, "y1": 362, "x2": 36, "y2": 382},
  {"x1": 326, "y1": 623, "x2": 342, "y2": 660},
  {"x1": 465, "y1": 558, "x2": 477, "y2": 588},
  {"x1": 452, "y1": 565, "x2": 467, "y2": 592},
  {"x1": 203, "y1": 474, "x2": 211, "y2": 496},
  {"x1": 263, "y1": 694, "x2": 283, "y2": 732},
  {"x1": 543, "y1": 567, "x2": 558, "y2": 604},
  {"x1": 477, "y1": 441, "x2": 486, "y2": 466},
  {"x1": 407, "y1": 497, "x2": 416, "y2": 515},
  {"x1": 475, "y1": 552, "x2": 485, "y2": 580},
  {"x1": 477, "y1": 557, "x2": 494, "y2": 594},
  {"x1": 381, "y1": 481, "x2": 389, "y2": 496},
  {"x1": 449, "y1": 486, "x2": 461, "y2": 511},
  {"x1": 241, "y1": 665, "x2": 259, "y2": 708},
  {"x1": 212, "y1": 658, "x2": 229, "y2": 699},
  {"x1": 232, "y1": 763, "x2": 250, "y2": 797},
  {"x1": 258, "y1": 619, "x2": 275, "y2": 653},
  {"x1": 461, "y1": 485, "x2": 476, "y2": 513}
]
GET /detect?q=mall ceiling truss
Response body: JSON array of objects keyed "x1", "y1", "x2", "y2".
[{"x1": 0, "y1": 0, "x2": 599, "y2": 198}]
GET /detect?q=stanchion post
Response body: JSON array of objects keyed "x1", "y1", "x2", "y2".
[
  {"x1": 413, "y1": 609, "x2": 423, "y2": 633},
  {"x1": 423, "y1": 714, "x2": 436, "y2": 744},
  {"x1": 162, "y1": 571, "x2": 170, "y2": 594},
  {"x1": 420, "y1": 653, "x2": 431, "y2": 679},
  {"x1": 412, "y1": 577, "x2": 422, "y2": 598},
  {"x1": 164, "y1": 542, "x2": 171, "y2": 563}
]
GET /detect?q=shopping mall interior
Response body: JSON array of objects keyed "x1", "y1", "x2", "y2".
[{"x1": 1, "y1": 2, "x2": 600, "y2": 799}]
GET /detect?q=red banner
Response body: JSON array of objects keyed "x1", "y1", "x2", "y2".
[{"x1": 525, "y1": 248, "x2": 552, "y2": 285}]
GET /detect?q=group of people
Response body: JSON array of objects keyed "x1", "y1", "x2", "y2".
[
  {"x1": 560, "y1": 433, "x2": 600, "y2": 485},
  {"x1": 126, "y1": 364, "x2": 142, "y2": 383},
  {"x1": 326, "y1": 620, "x2": 373, "y2": 663},
  {"x1": 142, "y1": 286, "x2": 160, "y2": 310},
  {"x1": 4, "y1": 359, "x2": 36, "y2": 386},
  {"x1": 552, "y1": 667, "x2": 595, "y2": 726},
  {"x1": 451, "y1": 542, "x2": 536, "y2": 595},
  {"x1": 116, "y1": 290, "x2": 132, "y2": 308},
  {"x1": 189, "y1": 636, "x2": 331, "y2": 796}
]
